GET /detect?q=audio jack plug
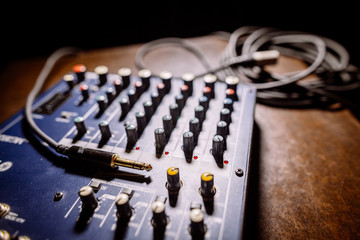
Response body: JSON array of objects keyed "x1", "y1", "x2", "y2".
[{"x1": 57, "y1": 145, "x2": 152, "y2": 171}]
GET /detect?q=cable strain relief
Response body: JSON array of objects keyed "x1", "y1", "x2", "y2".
[{"x1": 56, "y1": 144, "x2": 69, "y2": 155}]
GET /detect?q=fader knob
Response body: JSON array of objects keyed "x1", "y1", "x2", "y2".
[
  {"x1": 212, "y1": 135, "x2": 224, "y2": 163},
  {"x1": 202, "y1": 86, "x2": 212, "y2": 101},
  {"x1": 182, "y1": 72, "x2": 194, "y2": 96},
  {"x1": 125, "y1": 124, "x2": 138, "y2": 145},
  {"x1": 143, "y1": 100, "x2": 154, "y2": 122},
  {"x1": 203, "y1": 73, "x2": 217, "y2": 99},
  {"x1": 151, "y1": 91, "x2": 160, "y2": 109},
  {"x1": 136, "y1": 111, "x2": 147, "y2": 135},
  {"x1": 79, "y1": 186, "x2": 98, "y2": 211},
  {"x1": 113, "y1": 78, "x2": 123, "y2": 95},
  {"x1": 180, "y1": 84, "x2": 189, "y2": 100},
  {"x1": 99, "y1": 120, "x2": 111, "y2": 140},
  {"x1": 190, "y1": 208, "x2": 206, "y2": 238},
  {"x1": 194, "y1": 106, "x2": 205, "y2": 130},
  {"x1": 175, "y1": 94, "x2": 185, "y2": 112},
  {"x1": 138, "y1": 69, "x2": 151, "y2": 90},
  {"x1": 118, "y1": 68, "x2": 131, "y2": 88},
  {"x1": 134, "y1": 81, "x2": 144, "y2": 98},
  {"x1": 80, "y1": 84, "x2": 89, "y2": 100},
  {"x1": 223, "y1": 98, "x2": 233, "y2": 112},
  {"x1": 189, "y1": 118, "x2": 200, "y2": 146},
  {"x1": 115, "y1": 193, "x2": 132, "y2": 220},
  {"x1": 127, "y1": 89, "x2": 137, "y2": 108},
  {"x1": 200, "y1": 172, "x2": 215, "y2": 197},
  {"x1": 106, "y1": 87, "x2": 115, "y2": 103},
  {"x1": 183, "y1": 131, "x2": 194, "y2": 162},
  {"x1": 199, "y1": 96, "x2": 209, "y2": 112},
  {"x1": 166, "y1": 167, "x2": 181, "y2": 191},
  {"x1": 220, "y1": 108, "x2": 231, "y2": 124},
  {"x1": 72, "y1": 64, "x2": 86, "y2": 82},
  {"x1": 95, "y1": 65, "x2": 109, "y2": 86},
  {"x1": 96, "y1": 95, "x2": 107, "y2": 112},
  {"x1": 225, "y1": 76, "x2": 239, "y2": 100},
  {"x1": 226, "y1": 88, "x2": 236, "y2": 101},
  {"x1": 74, "y1": 116, "x2": 87, "y2": 135},
  {"x1": 157, "y1": 83, "x2": 166, "y2": 99},
  {"x1": 162, "y1": 115, "x2": 173, "y2": 139},
  {"x1": 160, "y1": 71, "x2": 172, "y2": 93},
  {"x1": 64, "y1": 74, "x2": 75, "y2": 90},
  {"x1": 119, "y1": 98, "x2": 130, "y2": 118},
  {"x1": 154, "y1": 128, "x2": 166, "y2": 155},
  {"x1": 169, "y1": 104, "x2": 179, "y2": 126},
  {"x1": 216, "y1": 121, "x2": 228, "y2": 149},
  {"x1": 151, "y1": 200, "x2": 168, "y2": 228}
]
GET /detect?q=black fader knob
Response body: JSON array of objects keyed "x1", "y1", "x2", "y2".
[
  {"x1": 74, "y1": 116, "x2": 87, "y2": 135},
  {"x1": 79, "y1": 186, "x2": 98, "y2": 211},
  {"x1": 189, "y1": 118, "x2": 200, "y2": 146},
  {"x1": 175, "y1": 94, "x2": 185, "y2": 112},
  {"x1": 182, "y1": 72, "x2": 194, "y2": 96},
  {"x1": 143, "y1": 100, "x2": 154, "y2": 122},
  {"x1": 212, "y1": 135, "x2": 224, "y2": 163},
  {"x1": 203, "y1": 73, "x2": 217, "y2": 99},
  {"x1": 183, "y1": 131, "x2": 194, "y2": 162},
  {"x1": 223, "y1": 98, "x2": 233, "y2": 112},
  {"x1": 162, "y1": 115, "x2": 173, "y2": 139},
  {"x1": 180, "y1": 84, "x2": 189, "y2": 101},
  {"x1": 202, "y1": 86, "x2": 212, "y2": 101},
  {"x1": 106, "y1": 87, "x2": 115, "y2": 104},
  {"x1": 95, "y1": 65, "x2": 109, "y2": 86},
  {"x1": 99, "y1": 120, "x2": 112, "y2": 140},
  {"x1": 136, "y1": 111, "x2": 147, "y2": 135},
  {"x1": 96, "y1": 95, "x2": 107, "y2": 113},
  {"x1": 200, "y1": 172, "x2": 215, "y2": 197},
  {"x1": 151, "y1": 197, "x2": 168, "y2": 229},
  {"x1": 138, "y1": 69, "x2": 151, "y2": 91},
  {"x1": 220, "y1": 108, "x2": 231, "y2": 134},
  {"x1": 72, "y1": 64, "x2": 86, "y2": 82},
  {"x1": 225, "y1": 76, "x2": 239, "y2": 101},
  {"x1": 160, "y1": 71, "x2": 172, "y2": 93},
  {"x1": 80, "y1": 84, "x2": 89, "y2": 100},
  {"x1": 113, "y1": 78, "x2": 123, "y2": 96},
  {"x1": 199, "y1": 96, "x2": 209, "y2": 112},
  {"x1": 226, "y1": 88, "x2": 236, "y2": 102},
  {"x1": 166, "y1": 167, "x2": 181, "y2": 191},
  {"x1": 169, "y1": 103, "x2": 179, "y2": 127},
  {"x1": 194, "y1": 105, "x2": 205, "y2": 131},
  {"x1": 134, "y1": 81, "x2": 144, "y2": 99},
  {"x1": 151, "y1": 91, "x2": 160, "y2": 110},
  {"x1": 216, "y1": 121, "x2": 228, "y2": 150},
  {"x1": 115, "y1": 193, "x2": 133, "y2": 220},
  {"x1": 64, "y1": 74, "x2": 75, "y2": 90},
  {"x1": 189, "y1": 208, "x2": 206, "y2": 238},
  {"x1": 127, "y1": 89, "x2": 137, "y2": 108},
  {"x1": 154, "y1": 128, "x2": 166, "y2": 156},
  {"x1": 125, "y1": 124, "x2": 138, "y2": 146},
  {"x1": 119, "y1": 97, "x2": 130, "y2": 119},
  {"x1": 157, "y1": 83, "x2": 166, "y2": 100},
  {"x1": 118, "y1": 67, "x2": 131, "y2": 88}
]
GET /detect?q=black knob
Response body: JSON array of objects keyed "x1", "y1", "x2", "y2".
[
  {"x1": 226, "y1": 88, "x2": 236, "y2": 101},
  {"x1": 134, "y1": 81, "x2": 144, "y2": 99},
  {"x1": 118, "y1": 68, "x2": 131, "y2": 88},
  {"x1": 175, "y1": 94, "x2": 185, "y2": 112},
  {"x1": 212, "y1": 135, "x2": 224, "y2": 163},
  {"x1": 199, "y1": 96, "x2": 209, "y2": 112},
  {"x1": 115, "y1": 193, "x2": 132, "y2": 220},
  {"x1": 216, "y1": 120, "x2": 228, "y2": 150},
  {"x1": 95, "y1": 65, "x2": 109, "y2": 86},
  {"x1": 225, "y1": 76, "x2": 239, "y2": 101},
  {"x1": 138, "y1": 69, "x2": 151, "y2": 90},
  {"x1": 125, "y1": 124, "x2": 138, "y2": 145},
  {"x1": 182, "y1": 72, "x2": 194, "y2": 96},
  {"x1": 127, "y1": 89, "x2": 137, "y2": 108},
  {"x1": 151, "y1": 91, "x2": 160, "y2": 110},
  {"x1": 183, "y1": 131, "x2": 194, "y2": 162},
  {"x1": 154, "y1": 128, "x2": 166, "y2": 155},
  {"x1": 162, "y1": 115, "x2": 173, "y2": 139},
  {"x1": 99, "y1": 120, "x2": 112, "y2": 140},
  {"x1": 136, "y1": 112, "x2": 146, "y2": 135},
  {"x1": 80, "y1": 84, "x2": 89, "y2": 100},
  {"x1": 166, "y1": 167, "x2": 181, "y2": 191},
  {"x1": 119, "y1": 98, "x2": 130, "y2": 119},
  {"x1": 189, "y1": 118, "x2": 200, "y2": 146},
  {"x1": 223, "y1": 98, "x2": 233, "y2": 112},
  {"x1": 96, "y1": 95, "x2": 107, "y2": 112},
  {"x1": 180, "y1": 84, "x2": 189, "y2": 101},
  {"x1": 113, "y1": 79, "x2": 123, "y2": 96},
  {"x1": 203, "y1": 73, "x2": 217, "y2": 99},
  {"x1": 106, "y1": 87, "x2": 115, "y2": 103},
  {"x1": 202, "y1": 86, "x2": 212, "y2": 101},
  {"x1": 160, "y1": 71, "x2": 172, "y2": 93},
  {"x1": 194, "y1": 105, "x2": 205, "y2": 131},
  {"x1": 220, "y1": 108, "x2": 231, "y2": 134},
  {"x1": 64, "y1": 74, "x2": 75, "y2": 90},
  {"x1": 169, "y1": 103, "x2": 179, "y2": 127},
  {"x1": 200, "y1": 172, "x2": 215, "y2": 197},
  {"x1": 79, "y1": 186, "x2": 98, "y2": 211},
  {"x1": 72, "y1": 64, "x2": 86, "y2": 82},
  {"x1": 157, "y1": 83, "x2": 166, "y2": 100},
  {"x1": 74, "y1": 116, "x2": 87, "y2": 135},
  {"x1": 143, "y1": 100, "x2": 154, "y2": 122},
  {"x1": 151, "y1": 200, "x2": 168, "y2": 228},
  {"x1": 189, "y1": 208, "x2": 206, "y2": 238}
]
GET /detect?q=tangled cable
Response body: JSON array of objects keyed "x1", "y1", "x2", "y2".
[{"x1": 135, "y1": 26, "x2": 360, "y2": 109}]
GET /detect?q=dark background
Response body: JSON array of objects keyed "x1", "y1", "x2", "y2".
[{"x1": 2, "y1": 3, "x2": 359, "y2": 68}]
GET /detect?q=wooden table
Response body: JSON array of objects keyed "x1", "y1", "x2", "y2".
[{"x1": 1, "y1": 36, "x2": 359, "y2": 239}]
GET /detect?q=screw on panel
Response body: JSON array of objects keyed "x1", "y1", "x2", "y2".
[
  {"x1": 235, "y1": 168, "x2": 244, "y2": 177},
  {"x1": 54, "y1": 192, "x2": 63, "y2": 201}
]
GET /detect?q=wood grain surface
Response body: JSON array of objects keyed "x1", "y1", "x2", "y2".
[{"x1": 1, "y1": 36, "x2": 359, "y2": 239}]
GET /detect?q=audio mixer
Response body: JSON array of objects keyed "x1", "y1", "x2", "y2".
[{"x1": 0, "y1": 62, "x2": 256, "y2": 239}]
